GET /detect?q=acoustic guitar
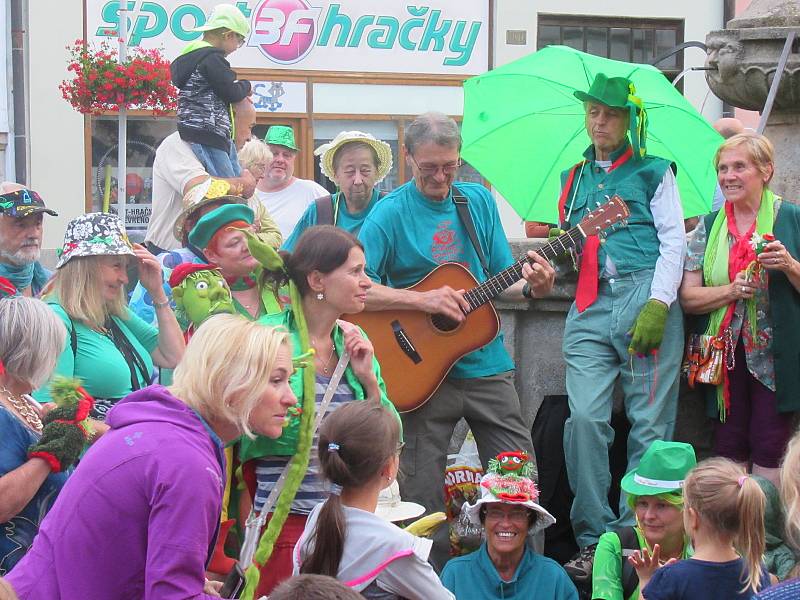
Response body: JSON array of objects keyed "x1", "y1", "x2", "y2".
[{"x1": 347, "y1": 195, "x2": 631, "y2": 412}]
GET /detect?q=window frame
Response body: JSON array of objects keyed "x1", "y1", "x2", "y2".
[{"x1": 536, "y1": 14, "x2": 685, "y2": 81}]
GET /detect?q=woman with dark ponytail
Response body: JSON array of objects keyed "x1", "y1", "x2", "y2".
[
  {"x1": 294, "y1": 401, "x2": 454, "y2": 599},
  {"x1": 235, "y1": 225, "x2": 402, "y2": 598}
]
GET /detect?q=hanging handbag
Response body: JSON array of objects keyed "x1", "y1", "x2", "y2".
[{"x1": 682, "y1": 328, "x2": 735, "y2": 388}]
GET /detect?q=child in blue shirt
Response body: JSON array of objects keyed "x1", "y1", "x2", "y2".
[{"x1": 631, "y1": 457, "x2": 773, "y2": 599}]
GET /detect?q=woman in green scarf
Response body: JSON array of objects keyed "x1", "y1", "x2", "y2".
[{"x1": 679, "y1": 132, "x2": 800, "y2": 487}]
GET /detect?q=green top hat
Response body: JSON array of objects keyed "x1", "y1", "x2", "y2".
[
  {"x1": 621, "y1": 440, "x2": 697, "y2": 497},
  {"x1": 575, "y1": 72, "x2": 649, "y2": 160},
  {"x1": 264, "y1": 125, "x2": 299, "y2": 151},
  {"x1": 188, "y1": 203, "x2": 254, "y2": 250},
  {"x1": 193, "y1": 4, "x2": 250, "y2": 37}
]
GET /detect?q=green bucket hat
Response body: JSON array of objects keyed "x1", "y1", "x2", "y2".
[
  {"x1": 188, "y1": 203, "x2": 254, "y2": 250},
  {"x1": 621, "y1": 440, "x2": 697, "y2": 497},
  {"x1": 265, "y1": 125, "x2": 299, "y2": 151},
  {"x1": 575, "y1": 72, "x2": 649, "y2": 159},
  {"x1": 193, "y1": 4, "x2": 250, "y2": 37}
]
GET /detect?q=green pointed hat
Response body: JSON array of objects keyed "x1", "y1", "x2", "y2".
[
  {"x1": 264, "y1": 125, "x2": 299, "y2": 151},
  {"x1": 575, "y1": 72, "x2": 648, "y2": 159},
  {"x1": 621, "y1": 440, "x2": 697, "y2": 497}
]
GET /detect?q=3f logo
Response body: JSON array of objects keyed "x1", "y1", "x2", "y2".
[{"x1": 252, "y1": 0, "x2": 321, "y2": 64}]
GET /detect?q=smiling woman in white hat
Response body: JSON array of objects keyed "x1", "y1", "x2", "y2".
[
  {"x1": 441, "y1": 451, "x2": 578, "y2": 599},
  {"x1": 282, "y1": 131, "x2": 393, "y2": 251}
]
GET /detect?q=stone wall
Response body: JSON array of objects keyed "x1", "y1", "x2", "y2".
[{"x1": 450, "y1": 237, "x2": 714, "y2": 457}]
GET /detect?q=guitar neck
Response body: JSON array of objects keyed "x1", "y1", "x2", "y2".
[{"x1": 463, "y1": 226, "x2": 585, "y2": 312}]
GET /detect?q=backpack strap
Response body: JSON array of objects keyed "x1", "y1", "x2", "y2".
[
  {"x1": 451, "y1": 185, "x2": 490, "y2": 278},
  {"x1": 68, "y1": 316, "x2": 78, "y2": 358},
  {"x1": 315, "y1": 195, "x2": 334, "y2": 226},
  {"x1": 614, "y1": 527, "x2": 641, "y2": 600}
]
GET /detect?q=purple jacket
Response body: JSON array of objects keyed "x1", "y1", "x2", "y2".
[{"x1": 7, "y1": 386, "x2": 227, "y2": 600}]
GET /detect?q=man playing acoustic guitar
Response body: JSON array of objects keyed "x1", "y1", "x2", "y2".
[
  {"x1": 357, "y1": 112, "x2": 555, "y2": 568},
  {"x1": 558, "y1": 74, "x2": 686, "y2": 584}
]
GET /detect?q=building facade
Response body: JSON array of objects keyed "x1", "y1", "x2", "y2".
[{"x1": 24, "y1": 0, "x2": 725, "y2": 250}]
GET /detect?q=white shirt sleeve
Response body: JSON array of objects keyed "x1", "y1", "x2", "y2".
[
  {"x1": 649, "y1": 167, "x2": 686, "y2": 305},
  {"x1": 375, "y1": 537, "x2": 455, "y2": 600}
]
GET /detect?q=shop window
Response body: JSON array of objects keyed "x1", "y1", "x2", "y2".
[
  {"x1": 90, "y1": 117, "x2": 176, "y2": 240},
  {"x1": 536, "y1": 15, "x2": 684, "y2": 81}
]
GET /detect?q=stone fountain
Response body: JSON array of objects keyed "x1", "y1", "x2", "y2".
[{"x1": 705, "y1": 0, "x2": 800, "y2": 202}]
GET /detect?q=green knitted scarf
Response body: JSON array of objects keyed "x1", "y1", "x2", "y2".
[
  {"x1": 240, "y1": 234, "x2": 317, "y2": 600},
  {"x1": 702, "y1": 189, "x2": 775, "y2": 419}
]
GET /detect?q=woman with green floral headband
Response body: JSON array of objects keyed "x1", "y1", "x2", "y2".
[
  {"x1": 680, "y1": 132, "x2": 800, "y2": 487},
  {"x1": 592, "y1": 440, "x2": 696, "y2": 600}
]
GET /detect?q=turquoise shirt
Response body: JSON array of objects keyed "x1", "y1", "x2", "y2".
[
  {"x1": 34, "y1": 303, "x2": 158, "y2": 405},
  {"x1": 441, "y1": 542, "x2": 579, "y2": 600},
  {"x1": 358, "y1": 181, "x2": 515, "y2": 379},
  {"x1": 282, "y1": 189, "x2": 382, "y2": 251}
]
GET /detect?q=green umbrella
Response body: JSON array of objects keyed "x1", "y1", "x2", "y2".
[{"x1": 462, "y1": 45, "x2": 723, "y2": 222}]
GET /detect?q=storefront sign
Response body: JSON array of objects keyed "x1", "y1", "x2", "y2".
[
  {"x1": 251, "y1": 80, "x2": 307, "y2": 112},
  {"x1": 89, "y1": 0, "x2": 489, "y2": 74},
  {"x1": 109, "y1": 202, "x2": 152, "y2": 230}
]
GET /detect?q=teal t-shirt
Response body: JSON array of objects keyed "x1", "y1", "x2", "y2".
[
  {"x1": 441, "y1": 542, "x2": 579, "y2": 600},
  {"x1": 34, "y1": 303, "x2": 158, "y2": 410},
  {"x1": 282, "y1": 189, "x2": 382, "y2": 251},
  {"x1": 357, "y1": 180, "x2": 515, "y2": 379}
]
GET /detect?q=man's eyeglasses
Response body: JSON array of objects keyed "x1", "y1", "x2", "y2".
[{"x1": 409, "y1": 156, "x2": 462, "y2": 177}]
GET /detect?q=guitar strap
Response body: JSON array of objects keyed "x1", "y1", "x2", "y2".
[{"x1": 452, "y1": 185, "x2": 490, "y2": 278}]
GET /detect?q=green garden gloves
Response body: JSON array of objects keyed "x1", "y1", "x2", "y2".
[{"x1": 628, "y1": 299, "x2": 669, "y2": 356}]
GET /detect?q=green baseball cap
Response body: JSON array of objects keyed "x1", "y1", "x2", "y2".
[
  {"x1": 621, "y1": 440, "x2": 697, "y2": 497},
  {"x1": 265, "y1": 125, "x2": 299, "y2": 151},
  {"x1": 188, "y1": 204, "x2": 254, "y2": 250},
  {"x1": 193, "y1": 4, "x2": 250, "y2": 37}
]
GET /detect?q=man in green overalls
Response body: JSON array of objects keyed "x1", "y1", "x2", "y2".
[{"x1": 559, "y1": 74, "x2": 686, "y2": 582}]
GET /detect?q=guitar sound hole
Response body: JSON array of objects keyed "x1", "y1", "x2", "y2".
[{"x1": 431, "y1": 313, "x2": 460, "y2": 332}]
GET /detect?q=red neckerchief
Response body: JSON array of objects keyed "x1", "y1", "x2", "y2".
[
  {"x1": 717, "y1": 202, "x2": 758, "y2": 411},
  {"x1": 575, "y1": 146, "x2": 634, "y2": 312}
]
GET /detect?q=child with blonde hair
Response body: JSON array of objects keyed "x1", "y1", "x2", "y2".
[{"x1": 631, "y1": 457, "x2": 772, "y2": 599}]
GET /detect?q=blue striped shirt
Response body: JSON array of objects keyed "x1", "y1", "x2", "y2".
[{"x1": 253, "y1": 374, "x2": 354, "y2": 515}]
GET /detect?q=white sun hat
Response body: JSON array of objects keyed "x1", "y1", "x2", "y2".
[
  {"x1": 463, "y1": 451, "x2": 556, "y2": 536},
  {"x1": 314, "y1": 131, "x2": 393, "y2": 183},
  {"x1": 375, "y1": 481, "x2": 426, "y2": 523}
]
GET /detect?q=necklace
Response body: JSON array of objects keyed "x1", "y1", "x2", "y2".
[
  {"x1": 1, "y1": 386, "x2": 43, "y2": 432},
  {"x1": 312, "y1": 338, "x2": 337, "y2": 375}
]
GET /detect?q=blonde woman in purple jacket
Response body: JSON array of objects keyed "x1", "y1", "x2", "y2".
[{"x1": 6, "y1": 315, "x2": 296, "y2": 600}]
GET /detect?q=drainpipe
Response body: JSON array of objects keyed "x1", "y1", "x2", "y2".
[{"x1": 10, "y1": 0, "x2": 27, "y2": 184}]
